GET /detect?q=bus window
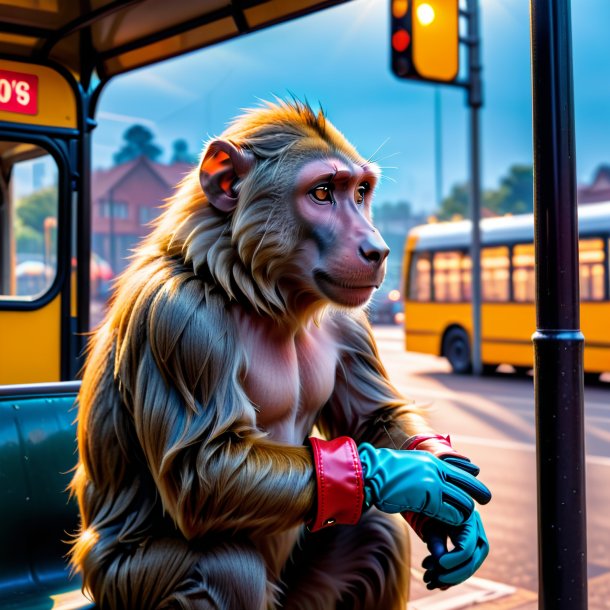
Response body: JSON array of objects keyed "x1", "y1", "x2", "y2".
[
  {"x1": 0, "y1": 142, "x2": 58, "y2": 300},
  {"x1": 461, "y1": 254, "x2": 472, "y2": 301},
  {"x1": 481, "y1": 246, "x2": 510, "y2": 302},
  {"x1": 579, "y1": 238, "x2": 605, "y2": 301},
  {"x1": 512, "y1": 243, "x2": 535, "y2": 302},
  {"x1": 433, "y1": 251, "x2": 462, "y2": 302},
  {"x1": 408, "y1": 252, "x2": 432, "y2": 301}
]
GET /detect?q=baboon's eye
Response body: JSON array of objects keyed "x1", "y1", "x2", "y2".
[
  {"x1": 309, "y1": 184, "x2": 334, "y2": 205},
  {"x1": 355, "y1": 182, "x2": 370, "y2": 205}
]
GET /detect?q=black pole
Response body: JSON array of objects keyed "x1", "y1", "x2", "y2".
[
  {"x1": 530, "y1": 1, "x2": 587, "y2": 609},
  {"x1": 466, "y1": 0, "x2": 482, "y2": 376},
  {"x1": 77, "y1": 112, "x2": 93, "y2": 368}
]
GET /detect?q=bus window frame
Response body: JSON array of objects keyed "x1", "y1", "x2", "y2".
[
  {"x1": 408, "y1": 232, "x2": 610, "y2": 307},
  {"x1": 510, "y1": 241, "x2": 536, "y2": 304},
  {"x1": 577, "y1": 235, "x2": 607, "y2": 303},
  {"x1": 470, "y1": 236, "x2": 609, "y2": 305},
  {"x1": 432, "y1": 249, "x2": 469, "y2": 303},
  {"x1": 480, "y1": 245, "x2": 511, "y2": 303},
  {"x1": 408, "y1": 250, "x2": 433, "y2": 302},
  {"x1": 0, "y1": 132, "x2": 70, "y2": 312}
]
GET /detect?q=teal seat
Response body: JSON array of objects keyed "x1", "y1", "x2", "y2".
[{"x1": 0, "y1": 381, "x2": 94, "y2": 610}]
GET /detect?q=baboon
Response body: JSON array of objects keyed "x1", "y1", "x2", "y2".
[{"x1": 71, "y1": 99, "x2": 490, "y2": 609}]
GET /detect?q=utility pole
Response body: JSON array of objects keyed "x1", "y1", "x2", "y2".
[
  {"x1": 390, "y1": 0, "x2": 483, "y2": 374},
  {"x1": 434, "y1": 87, "x2": 443, "y2": 206},
  {"x1": 464, "y1": 0, "x2": 483, "y2": 375}
]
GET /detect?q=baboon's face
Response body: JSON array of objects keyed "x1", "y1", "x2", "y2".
[{"x1": 292, "y1": 156, "x2": 389, "y2": 308}]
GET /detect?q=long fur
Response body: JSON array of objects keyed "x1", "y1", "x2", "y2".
[{"x1": 70, "y1": 99, "x2": 426, "y2": 609}]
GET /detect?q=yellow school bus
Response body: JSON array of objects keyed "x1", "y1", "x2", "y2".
[{"x1": 402, "y1": 203, "x2": 610, "y2": 377}]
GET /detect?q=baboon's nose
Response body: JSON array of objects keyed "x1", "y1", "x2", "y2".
[{"x1": 359, "y1": 233, "x2": 390, "y2": 264}]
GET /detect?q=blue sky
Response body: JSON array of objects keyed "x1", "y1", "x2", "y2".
[{"x1": 92, "y1": 0, "x2": 610, "y2": 214}]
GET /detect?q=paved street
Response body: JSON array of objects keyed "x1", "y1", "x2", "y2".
[{"x1": 372, "y1": 325, "x2": 610, "y2": 610}]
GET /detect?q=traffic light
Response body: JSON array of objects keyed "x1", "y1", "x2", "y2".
[{"x1": 391, "y1": 0, "x2": 459, "y2": 83}]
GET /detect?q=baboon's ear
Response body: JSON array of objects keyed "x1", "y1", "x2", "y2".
[{"x1": 199, "y1": 140, "x2": 254, "y2": 213}]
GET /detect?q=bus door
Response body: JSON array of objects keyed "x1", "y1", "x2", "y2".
[{"x1": 0, "y1": 60, "x2": 83, "y2": 384}]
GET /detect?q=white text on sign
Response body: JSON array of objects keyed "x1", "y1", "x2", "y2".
[{"x1": 0, "y1": 69, "x2": 38, "y2": 116}]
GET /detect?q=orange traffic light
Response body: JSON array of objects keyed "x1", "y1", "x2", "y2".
[{"x1": 391, "y1": 0, "x2": 459, "y2": 83}]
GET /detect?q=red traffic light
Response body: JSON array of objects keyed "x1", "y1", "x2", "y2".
[{"x1": 392, "y1": 30, "x2": 411, "y2": 53}]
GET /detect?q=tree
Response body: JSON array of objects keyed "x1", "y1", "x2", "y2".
[
  {"x1": 16, "y1": 186, "x2": 56, "y2": 234},
  {"x1": 113, "y1": 125, "x2": 162, "y2": 165},
  {"x1": 437, "y1": 183, "x2": 470, "y2": 220},
  {"x1": 15, "y1": 186, "x2": 57, "y2": 253},
  {"x1": 491, "y1": 164, "x2": 533, "y2": 215},
  {"x1": 171, "y1": 139, "x2": 198, "y2": 164},
  {"x1": 436, "y1": 164, "x2": 533, "y2": 220}
]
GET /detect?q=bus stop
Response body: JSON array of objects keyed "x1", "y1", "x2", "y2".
[{"x1": 0, "y1": 1, "x2": 594, "y2": 608}]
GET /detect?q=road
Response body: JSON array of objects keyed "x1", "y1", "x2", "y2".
[{"x1": 372, "y1": 325, "x2": 610, "y2": 610}]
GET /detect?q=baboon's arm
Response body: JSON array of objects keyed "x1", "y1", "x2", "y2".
[{"x1": 118, "y1": 278, "x2": 316, "y2": 539}]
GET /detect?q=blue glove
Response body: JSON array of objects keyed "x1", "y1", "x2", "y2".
[
  {"x1": 442, "y1": 456, "x2": 480, "y2": 476},
  {"x1": 358, "y1": 443, "x2": 491, "y2": 527},
  {"x1": 421, "y1": 511, "x2": 490, "y2": 590}
]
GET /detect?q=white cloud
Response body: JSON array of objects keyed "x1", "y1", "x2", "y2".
[{"x1": 97, "y1": 111, "x2": 156, "y2": 128}]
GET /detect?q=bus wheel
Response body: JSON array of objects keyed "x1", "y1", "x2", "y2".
[{"x1": 443, "y1": 328, "x2": 472, "y2": 374}]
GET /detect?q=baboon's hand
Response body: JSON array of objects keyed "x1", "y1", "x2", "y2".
[
  {"x1": 358, "y1": 443, "x2": 491, "y2": 526},
  {"x1": 421, "y1": 511, "x2": 490, "y2": 590}
]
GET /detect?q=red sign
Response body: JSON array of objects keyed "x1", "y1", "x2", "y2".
[{"x1": 0, "y1": 69, "x2": 38, "y2": 115}]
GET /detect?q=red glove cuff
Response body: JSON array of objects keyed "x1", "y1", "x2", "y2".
[
  {"x1": 404, "y1": 434, "x2": 466, "y2": 460},
  {"x1": 403, "y1": 434, "x2": 457, "y2": 540},
  {"x1": 402, "y1": 434, "x2": 468, "y2": 542},
  {"x1": 308, "y1": 436, "x2": 364, "y2": 532}
]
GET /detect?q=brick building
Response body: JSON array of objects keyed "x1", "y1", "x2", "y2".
[
  {"x1": 92, "y1": 156, "x2": 192, "y2": 274},
  {"x1": 577, "y1": 165, "x2": 610, "y2": 204}
]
